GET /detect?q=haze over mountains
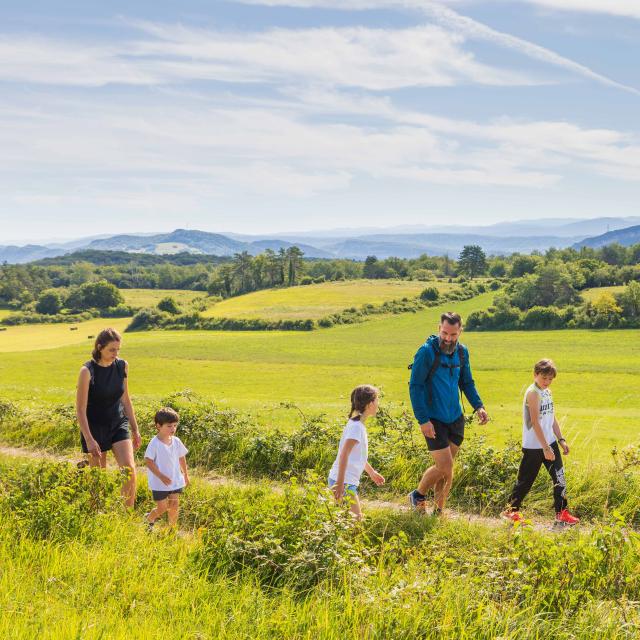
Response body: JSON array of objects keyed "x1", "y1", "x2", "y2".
[{"x1": 2, "y1": 217, "x2": 640, "y2": 264}]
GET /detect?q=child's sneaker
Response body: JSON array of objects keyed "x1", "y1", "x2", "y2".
[
  {"x1": 407, "y1": 490, "x2": 427, "y2": 513},
  {"x1": 144, "y1": 512, "x2": 155, "y2": 532},
  {"x1": 502, "y1": 509, "x2": 525, "y2": 524},
  {"x1": 555, "y1": 509, "x2": 579, "y2": 526}
]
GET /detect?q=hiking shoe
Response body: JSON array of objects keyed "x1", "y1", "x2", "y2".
[
  {"x1": 144, "y1": 512, "x2": 155, "y2": 532},
  {"x1": 502, "y1": 510, "x2": 525, "y2": 524},
  {"x1": 407, "y1": 490, "x2": 427, "y2": 513},
  {"x1": 555, "y1": 509, "x2": 579, "y2": 526}
]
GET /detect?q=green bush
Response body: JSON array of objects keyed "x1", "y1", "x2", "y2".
[
  {"x1": 157, "y1": 296, "x2": 181, "y2": 314},
  {"x1": 419, "y1": 286, "x2": 440, "y2": 301}
]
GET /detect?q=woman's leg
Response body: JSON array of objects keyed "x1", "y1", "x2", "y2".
[
  {"x1": 111, "y1": 439, "x2": 137, "y2": 508},
  {"x1": 88, "y1": 452, "x2": 107, "y2": 469},
  {"x1": 348, "y1": 494, "x2": 363, "y2": 521}
]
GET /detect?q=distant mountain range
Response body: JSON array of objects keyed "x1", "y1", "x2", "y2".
[
  {"x1": 2, "y1": 217, "x2": 640, "y2": 264},
  {"x1": 572, "y1": 225, "x2": 640, "y2": 249}
]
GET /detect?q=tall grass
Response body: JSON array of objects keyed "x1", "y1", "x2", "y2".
[
  {"x1": 2, "y1": 393, "x2": 640, "y2": 525},
  {"x1": 1, "y1": 454, "x2": 640, "y2": 639}
]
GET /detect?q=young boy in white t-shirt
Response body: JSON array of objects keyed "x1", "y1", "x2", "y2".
[
  {"x1": 502, "y1": 359, "x2": 579, "y2": 526},
  {"x1": 144, "y1": 407, "x2": 189, "y2": 530},
  {"x1": 328, "y1": 385, "x2": 385, "y2": 520}
]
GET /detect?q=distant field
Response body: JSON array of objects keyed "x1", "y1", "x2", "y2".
[
  {"x1": 0, "y1": 309, "x2": 11, "y2": 321},
  {"x1": 121, "y1": 288, "x2": 208, "y2": 309},
  {"x1": 1, "y1": 290, "x2": 639, "y2": 464},
  {"x1": 202, "y1": 279, "x2": 455, "y2": 320},
  {"x1": 581, "y1": 286, "x2": 626, "y2": 302},
  {"x1": 0, "y1": 317, "x2": 130, "y2": 353}
]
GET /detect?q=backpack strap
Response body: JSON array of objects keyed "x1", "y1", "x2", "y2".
[{"x1": 425, "y1": 345, "x2": 441, "y2": 405}]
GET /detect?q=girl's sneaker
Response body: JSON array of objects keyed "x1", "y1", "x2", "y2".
[
  {"x1": 502, "y1": 510, "x2": 525, "y2": 524},
  {"x1": 555, "y1": 509, "x2": 579, "y2": 526},
  {"x1": 144, "y1": 512, "x2": 155, "y2": 532}
]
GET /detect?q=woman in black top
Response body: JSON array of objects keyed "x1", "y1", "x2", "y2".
[{"x1": 76, "y1": 327, "x2": 141, "y2": 507}]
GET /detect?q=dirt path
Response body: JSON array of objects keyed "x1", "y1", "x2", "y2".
[{"x1": 0, "y1": 444, "x2": 568, "y2": 533}]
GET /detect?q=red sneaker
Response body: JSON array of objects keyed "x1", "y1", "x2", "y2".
[
  {"x1": 556, "y1": 509, "x2": 579, "y2": 526},
  {"x1": 502, "y1": 510, "x2": 525, "y2": 524}
]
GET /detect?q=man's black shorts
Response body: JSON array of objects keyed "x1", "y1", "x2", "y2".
[{"x1": 424, "y1": 415, "x2": 465, "y2": 451}]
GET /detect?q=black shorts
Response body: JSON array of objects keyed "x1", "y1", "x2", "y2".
[
  {"x1": 152, "y1": 488, "x2": 184, "y2": 501},
  {"x1": 424, "y1": 415, "x2": 465, "y2": 451},
  {"x1": 80, "y1": 420, "x2": 130, "y2": 453}
]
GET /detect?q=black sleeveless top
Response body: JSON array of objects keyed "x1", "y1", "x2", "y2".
[{"x1": 85, "y1": 359, "x2": 128, "y2": 429}]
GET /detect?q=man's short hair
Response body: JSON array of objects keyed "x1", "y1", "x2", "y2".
[
  {"x1": 440, "y1": 311, "x2": 462, "y2": 327},
  {"x1": 534, "y1": 358, "x2": 557, "y2": 377},
  {"x1": 154, "y1": 407, "x2": 180, "y2": 426}
]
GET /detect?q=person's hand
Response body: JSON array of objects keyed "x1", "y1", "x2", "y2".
[
  {"x1": 560, "y1": 440, "x2": 570, "y2": 455},
  {"x1": 332, "y1": 482, "x2": 345, "y2": 502},
  {"x1": 543, "y1": 446, "x2": 555, "y2": 461},
  {"x1": 160, "y1": 473, "x2": 172, "y2": 486},
  {"x1": 87, "y1": 438, "x2": 102, "y2": 458},
  {"x1": 420, "y1": 421, "x2": 435, "y2": 439},
  {"x1": 131, "y1": 430, "x2": 142, "y2": 451},
  {"x1": 476, "y1": 408, "x2": 489, "y2": 425},
  {"x1": 369, "y1": 470, "x2": 385, "y2": 486}
]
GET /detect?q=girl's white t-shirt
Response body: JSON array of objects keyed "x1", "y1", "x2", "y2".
[
  {"x1": 329, "y1": 419, "x2": 368, "y2": 486},
  {"x1": 144, "y1": 435, "x2": 188, "y2": 491},
  {"x1": 522, "y1": 383, "x2": 556, "y2": 449}
]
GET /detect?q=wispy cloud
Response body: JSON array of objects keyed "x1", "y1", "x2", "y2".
[
  {"x1": 0, "y1": 22, "x2": 534, "y2": 90},
  {"x1": 520, "y1": 0, "x2": 640, "y2": 19},
  {"x1": 231, "y1": 0, "x2": 640, "y2": 95}
]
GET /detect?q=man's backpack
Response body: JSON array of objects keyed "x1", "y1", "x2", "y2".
[{"x1": 408, "y1": 342, "x2": 466, "y2": 405}]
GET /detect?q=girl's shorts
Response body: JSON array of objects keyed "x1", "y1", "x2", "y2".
[{"x1": 328, "y1": 477, "x2": 359, "y2": 496}]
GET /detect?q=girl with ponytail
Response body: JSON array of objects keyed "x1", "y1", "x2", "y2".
[{"x1": 328, "y1": 384, "x2": 385, "y2": 519}]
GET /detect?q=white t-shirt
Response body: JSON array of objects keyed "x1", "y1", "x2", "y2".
[
  {"x1": 522, "y1": 383, "x2": 556, "y2": 449},
  {"x1": 328, "y1": 419, "x2": 369, "y2": 486},
  {"x1": 144, "y1": 435, "x2": 189, "y2": 492}
]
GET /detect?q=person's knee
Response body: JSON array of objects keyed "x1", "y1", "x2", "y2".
[
  {"x1": 155, "y1": 500, "x2": 168, "y2": 514},
  {"x1": 435, "y1": 460, "x2": 453, "y2": 480},
  {"x1": 168, "y1": 498, "x2": 179, "y2": 510}
]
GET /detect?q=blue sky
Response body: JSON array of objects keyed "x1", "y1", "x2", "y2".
[{"x1": 1, "y1": 0, "x2": 639, "y2": 242}]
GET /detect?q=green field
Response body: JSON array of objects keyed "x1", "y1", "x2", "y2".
[
  {"x1": 120, "y1": 288, "x2": 208, "y2": 309},
  {"x1": 0, "y1": 317, "x2": 131, "y2": 353},
  {"x1": 202, "y1": 279, "x2": 453, "y2": 320},
  {"x1": 0, "y1": 291, "x2": 638, "y2": 463},
  {"x1": 581, "y1": 286, "x2": 626, "y2": 302},
  {"x1": 0, "y1": 309, "x2": 11, "y2": 321}
]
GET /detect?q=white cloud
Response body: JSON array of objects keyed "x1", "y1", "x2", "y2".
[
  {"x1": 2, "y1": 87, "x2": 640, "y2": 212},
  {"x1": 521, "y1": 1, "x2": 640, "y2": 19},
  {"x1": 0, "y1": 23, "x2": 535, "y2": 90},
  {"x1": 230, "y1": 0, "x2": 640, "y2": 95}
]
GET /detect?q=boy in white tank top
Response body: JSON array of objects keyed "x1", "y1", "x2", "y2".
[{"x1": 502, "y1": 359, "x2": 579, "y2": 526}]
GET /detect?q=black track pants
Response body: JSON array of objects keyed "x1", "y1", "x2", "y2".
[{"x1": 508, "y1": 440, "x2": 568, "y2": 513}]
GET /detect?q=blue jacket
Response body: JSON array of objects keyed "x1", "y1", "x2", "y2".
[{"x1": 409, "y1": 335, "x2": 483, "y2": 425}]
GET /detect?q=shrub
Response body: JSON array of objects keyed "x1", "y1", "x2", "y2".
[
  {"x1": 35, "y1": 289, "x2": 63, "y2": 315},
  {"x1": 299, "y1": 276, "x2": 314, "y2": 286},
  {"x1": 157, "y1": 296, "x2": 181, "y2": 315},
  {"x1": 419, "y1": 286, "x2": 440, "y2": 302},
  {"x1": 522, "y1": 306, "x2": 565, "y2": 330}
]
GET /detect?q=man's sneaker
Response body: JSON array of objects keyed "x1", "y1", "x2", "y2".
[
  {"x1": 555, "y1": 509, "x2": 579, "y2": 526},
  {"x1": 407, "y1": 490, "x2": 427, "y2": 513},
  {"x1": 501, "y1": 509, "x2": 525, "y2": 524}
]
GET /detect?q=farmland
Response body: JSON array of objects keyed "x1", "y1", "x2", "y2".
[
  {"x1": 201, "y1": 279, "x2": 453, "y2": 320},
  {"x1": 120, "y1": 288, "x2": 208, "y2": 309},
  {"x1": 0, "y1": 290, "x2": 638, "y2": 463}
]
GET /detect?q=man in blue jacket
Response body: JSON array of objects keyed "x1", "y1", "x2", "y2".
[{"x1": 408, "y1": 311, "x2": 489, "y2": 514}]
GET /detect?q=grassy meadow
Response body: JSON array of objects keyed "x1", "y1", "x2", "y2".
[
  {"x1": 0, "y1": 289, "x2": 638, "y2": 463},
  {"x1": 581, "y1": 285, "x2": 626, "y2": 301},
  {"x1": 201, "y1": 279, "x2": 453, "y2": 320},
  {"x1": 120, "y1": 288, "x2": 208, "y2": 309}
]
